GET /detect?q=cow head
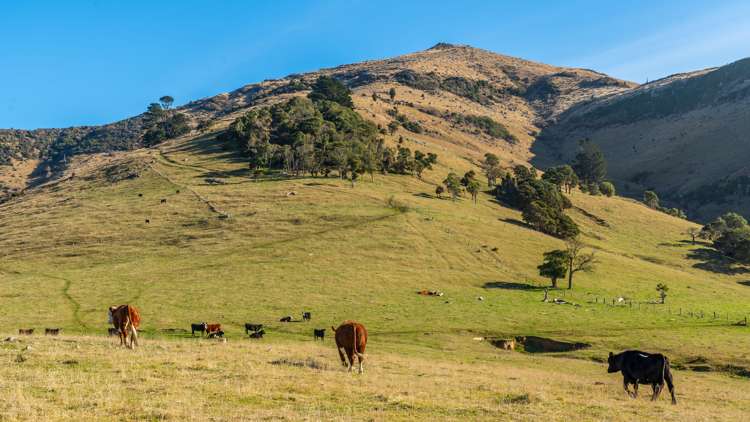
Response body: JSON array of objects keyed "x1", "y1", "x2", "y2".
[{"x1": 607, "y1": 352, "x2": 621, "y2": 373}]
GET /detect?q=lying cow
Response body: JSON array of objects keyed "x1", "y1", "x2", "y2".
[
  {"x1": 279, "y1": 316, "x2": 292, "y2": 323},
  {"x1": 249, "y1": 329, "x2": 265, "y2": 339},
  {"x1": 313, "y1": 328, "x2": 326, "y2": 341},
  {"x1": 191, "y1": 322, "x2": 208, "y2": 336},
  {"x1": 108, "y1": 304, "x2": 141, "y2": 348},
  {"x1": 331, "y1": 321, "x2": 368, "y2": 373},
  {"x1": 608, "y1": 350, "x2": 677, "y2": 404},
  {"x1": 245, "y1": 323, "x2": 263, "y2": 334},
  {"x1": 45, "y1": 328, "x2": 61, "y2": 336},
  {"x1": 207, "y1": 330, "x2": 225, "y2": 339},
  {"x1": 302, "y1": 312, "x2": 312, "y2": 321},
  {"x1": 18, "y1": 328, "x2": 34, "y2": 335}
]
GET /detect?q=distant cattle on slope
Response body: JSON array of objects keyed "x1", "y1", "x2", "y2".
[
  {"x1": 331, "y1": 321, "x2": 367, "y2": 373},
  {"x1": 245, "y1": 323, "x2": 263, "y2": 334},
  {"x1": 302, "y1": 312, "x2": 311, "y2": 321},
  {"x1": 18, "y1": 329, "x2": 34, "y2": 335},
  {"x1": 608, "y1": 350, "x2": 676, "y2": 404},
  {"x1": 249, "y1": 329, "x2": 265, "y2": 339},
  {"x1": 45, "y1": 328, "x2": 61, "y2": 336},
  {"x1": 279, "y1": 316, "x2": 292, "y2": 323},
  {"x1": 191, "y1": 322, "x2": 208, "y2": 336},
  {"x1": 108, "y1": 304, "x2": 141, "y2": 348}
]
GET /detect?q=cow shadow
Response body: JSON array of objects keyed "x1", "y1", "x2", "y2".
[
  {"x1": 687, "y1": 247, "x2": 750, "y2": 275},
  {"x1": 483, "y1": 281, "x2": 545, "y2": 291}
]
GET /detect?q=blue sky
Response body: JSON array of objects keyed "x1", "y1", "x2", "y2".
[{"x1": 1, "y1": 0, "x2": 749, "y2": 129}]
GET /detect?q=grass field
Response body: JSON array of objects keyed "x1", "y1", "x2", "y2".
[{"x1": 1, "y1": 128, "x2": 750, "y2": 420}]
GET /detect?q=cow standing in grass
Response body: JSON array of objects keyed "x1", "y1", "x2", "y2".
[
  {"x1": 108, "y1": 304, "x2": 141, "y2": 348},
  {"x1": 331, "y1": 321, "x2": 367, "y2": 373},
  {"x1": 607, "y1": 350, "x2": 677, "y2": 404}
]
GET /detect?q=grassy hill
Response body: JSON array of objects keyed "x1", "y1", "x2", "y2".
[{"x1": 2, "y1": 117, "x2": 750, "y2": 419}]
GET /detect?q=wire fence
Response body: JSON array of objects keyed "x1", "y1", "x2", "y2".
[{"x1": 541, "y1": 288, "x2": 749, "y2": 327}]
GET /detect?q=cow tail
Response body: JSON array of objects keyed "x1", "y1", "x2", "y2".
[{"x1": 352, "y1": 324, "x2": 359, "y2": 356}]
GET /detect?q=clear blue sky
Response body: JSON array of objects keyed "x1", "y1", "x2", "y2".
[{"x1": 1, "y1": 0, "x2": 749, "y2": 129}]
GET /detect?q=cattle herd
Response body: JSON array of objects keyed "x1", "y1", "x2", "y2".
[{"x1": 13, "y1": 303, "x2": 678, "y2": 401}]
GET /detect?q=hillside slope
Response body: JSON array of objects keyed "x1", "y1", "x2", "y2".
[{"x1": 533, "y1": 58, "x2": 750, "y2": 221}]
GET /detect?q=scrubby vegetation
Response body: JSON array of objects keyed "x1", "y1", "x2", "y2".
[
  {"x1": 701, "y1": 212, "x2": 750, "y2": 263},
  {"x1": 447, "y1": 113, "x2": 517, "y2": 142}
]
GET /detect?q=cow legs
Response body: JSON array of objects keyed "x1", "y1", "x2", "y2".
[
  {"x1": 665, "y1": 373, "x2": 677, "y2": 405},
  {"x1": 651, "y1": 383, "x2": 663, "y2": 401},
  {"x1": 129, "y1": 325, "x2": 138, "y2": 348},
  {"x1": 632, "y1": 382, "x2": 639, "y2": 398},
  {"x1": 337, "y1": 347, "x2": 348, "y2": 369},
  {"x1": 346, "y1": 349, "x2": 355, "y2": 372},
  {"x1": 356, "y1": 353, "x2": 365, "y2": 374},
  {"x1": 623, "y1": 380, "x2": 636, "y2": 398}
]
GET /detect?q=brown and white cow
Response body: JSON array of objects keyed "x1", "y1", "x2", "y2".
[
  {"x1": 206, "y1": 323, "x2": 222, "y2": 335},
  {"x1": 108, "y1": 304, "x2": 141, "y2": 348},
  {"x1": 331, "y1": 321, "x2": 367, "y2": 373}
]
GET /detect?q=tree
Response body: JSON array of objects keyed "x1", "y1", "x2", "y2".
[
  {"x1": 599, "y1": 181, "x2": 615, "y2": 197},
  {"x1": 389, "y1": 87, "x2": 396, "y2": 101},
  {"x1": 656, "y1": 283, "x2": 669, "y2": 304},
  {"x1": 572, "y1": 139, "x2": 607, "y2": 187},
  {"x1": 387, "y1": 121, "x2": 399, "y2": 135},
  {"x1": 466, "y1": 179, "x2": 481, "y2": 204},
  {"x1": 159, "y1": 95, "x2": 174, "y2": 110},
  {"x1": 308, "y1": 76, "x2": 353, "y2": 107},
  {"x1": 435, "y1": 185, "x2": 444, "y2": 199},
  {"x1": 643, "y1": 190, "x2": 659, "y2": 209},
  {"x1": 538, "y1": 250, "x2": 568, "y2": 288},
  {"x1": 686, "y1": 227, "x2": 700, "y2": 244},
  {"x1": 565, "y1": 237, "x2": 596, "y2": 289},
  {"x1": 722, "y1": 212, "x2": 748, "y2": 230},
  {"x1": 482, "y1": 153, "x2": 501, "y2": 187},
  {"x1": 542, "y1": 165, "x2": 578, "y2": 194},
  {"x1": 413, "y1": 150, "x2": 437, "y2": 178},
  {"x1": 442, "y1": 172, "x2": 462, "y2": 201}
]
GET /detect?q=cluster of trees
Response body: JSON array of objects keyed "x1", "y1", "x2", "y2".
[
  {"x1": 220, "y1": 76, "x2": 437, "y2": 184},
  {"x1": 700, "y1": 212, "x2": 750, "y2": 262},
  {"x1": 438, "y1": 170, "x2": 481, "y2": 203},
  {"x1": 386, "y1": 108, "x2": 423, "y2": 134},
  {"x1": 643, "y1": 190, "x2": 687, "y2": 218},
  {"x1": 537, "y1": 238, "x2": 597, "y2": 289},
  {"x1": 142, "y1": 96, "x2": 190, "y2": 147},
  {"x1": 495, "y1": 165, "x2": 579, "y2": 238}
]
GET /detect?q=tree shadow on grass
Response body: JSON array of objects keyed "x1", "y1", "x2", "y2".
[
  {"x1": 483, "y1": 281, "x2": 545, "y2": 291},
  {"x1": 499, "y1": 217, "x2": 531, "y2": 230},
  {"x1": 738, "y1": 281, "x2": 750, "y2": 287},
  {"x1": 687, "y1": 247, "x2": 750, "y2": 275}
]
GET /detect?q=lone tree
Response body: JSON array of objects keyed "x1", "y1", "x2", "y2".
[
  {"x1": 159, "y1": 95, "x2": 174, "y2": 110},
  {"x1": 656, "y1": 283, "x2": 669, "y2": 304},
  {"x1": 389, "y1": 87, "x2": 397, "y2": 101},
  {"x1": 538, "y1": 250, "x2": 568, "y2": 288},
  {"x1": 565, "y1": 237, "x2": 597, "y2": 289},
  {"x1": 643, "y1": 190, "x2": 660, "y2": 209},
  {"x1": 572, "y1": 139, "x2": 606, "y2": 188},
  {"x1": 466, "y1": 179, "x2": 481, "y2": 204},
  {"x1": 686, "y1": 227, "x2": 701, "y2": 244},
  {"x1": 599, "y1": 181, "x2": 615, "y2": 197},
  {"x1": 482, "y1": 153, "x2": 502, "y2": 187},
  {"x1": 442, "y1": 172, "x2": 462, "y2": 201}
]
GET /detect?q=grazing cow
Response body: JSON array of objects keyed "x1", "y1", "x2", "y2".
[
  {"x1": 207, "y1": 330, "x2": 225, "y2": 339},
  {"x1": 331, "y1": 321, "x2": 368, "y2": 373},
  {"x1": 108, "y1": 304, "x2": 141, "y2": 348},
  {"x1": 45, "y1": 328, "x2": 61, "y2": 336},
  {"x1": 108, "y1": 327, "x2": 119, "y2": 336},
  {"x1": 18, "y1": 329, "x2": 34, "y2": 335},
  {"x1": 160, "y1": 198, "x2": 167, "y2": 204},
  {"x1": 244, "y1": 323, "x2": 263, "y2": 334},
  {"x1": 279, "y1": 316, "x2": 292, "y2": 322},
  {"x1": 249, "y1": 329, "x2": 265, "y2": 339},
  {"x1": 608, "y1": 350, "x2": 677, "y2": 404},
  {"x1": 191, "y1": 322, "x2": 208, "y2": 336},
  {"x1": 302, "y1": 312, "x2": 312, "y2": 321},
  {"x1": 313, "y1": 328, "x2": 326, "y2": 341},
  {"x1": 206, "y1": 323, "x2": 222, "y2": 335},
  {"x1": 145, "y1": 219, "x2": 150, "y2": 224}
]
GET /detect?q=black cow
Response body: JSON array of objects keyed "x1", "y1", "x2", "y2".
[
  {"x1": 108, "y1": 327, "x2": 119, "y2": 336},
  {"x1": 279, "y1": 316, "x2": 292, "y2": 322},
  {"x1": 249, "y1": 329, "x2": 265, "y2": 339},
  {"x1": 245, "y1": 323, "x2": 263, "y2": 334},
  {"x1": 302, "y1": 312, "x2": 311, "y2": 321},
  {"x1": 608, "y1": 350, "x2": 677, "y2": 404},
  {"x1": 313, "y1": 328, "x2": 325, "y2": 340},
  {"x1": 191, "y1": 322, "x2": 208, "y2": 336}
]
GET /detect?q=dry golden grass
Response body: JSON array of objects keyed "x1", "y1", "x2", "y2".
[{"x1": 1, "y1": 334, "x2": 749, "y2": 421}]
